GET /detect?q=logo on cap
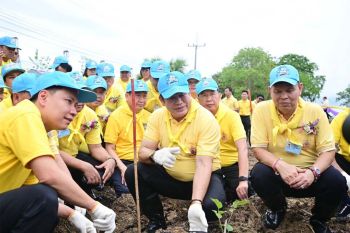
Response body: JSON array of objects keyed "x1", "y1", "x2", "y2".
[
  {"x1": 94, "y1": 78, "x2": 102, "y2": 84},
  {"x1": 103, "y1": 65, "x2": 111, "y2": 72},
  {"x1": 167, "y1": 75, "x2": 178, "y2": 85},
  {"x1": 137, "y1": 82, "x2": 145, "y2": 88},
  {"x1": 157, "y1": 64, "x2": 164, "y2": 72},
  {"x1": 203, "y1": 80, "x2": 210, "y2": 86},
  {"x1": 277, "y1": 66, "x2": 289, "y2": 77}
]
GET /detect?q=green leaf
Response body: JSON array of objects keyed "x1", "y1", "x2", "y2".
[
  {"x1": 211, "y1": 198, "x2": 223, "y2": 209},
  {"x1": 231, "y1": 199, "x2": 249, "y2": 209},
  {"x1": 226, "y1": 224, "x2": 234, "y2": 232}
]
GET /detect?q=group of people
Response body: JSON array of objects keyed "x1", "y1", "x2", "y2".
[{"x1": 0, "y1": 35, "x2": 350, "y2": 233}]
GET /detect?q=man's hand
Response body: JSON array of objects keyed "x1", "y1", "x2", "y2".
[
  {"x1": 188, "y1": 202, "x2": 208, "y2": 232},
  {"x1": 236, "y1": 181, "x2": 249, "y2": 199},
  {"x1": 82, "y1": 162, "x2": 101, "y2": 184},
  {"x1": 88, "y1": 202, "x2": 116, "y2": 233},
  {"x1": 289, "y1": 169, "x2": 315, "y2": 189},
  {"x1": 118, "y1": 162, "x2": 128, "y2": 185},
  {"x1": 152, "y1": 147, "x2": 180, "y2": 168},
  {"x1": 68, "y1": 210, "x2": 96, "y2": 233},
  {"x1": 275, "y1": 161, "x2": 300, "y2": 185},
  {"x1": 95, "y1": 159, "x2": 116, "y2": 183}
]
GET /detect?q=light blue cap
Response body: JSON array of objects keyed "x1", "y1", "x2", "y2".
[
  {"x1": 85, "y1": 60, "x2": 97, "y2": 69},
  {"x1": 96, "y1": 62, "x2": 115, "y2": 77},
  {"x1": 30, "y1": 71, "x2": 97, "y2": 103},
  {"x1": 86, "y1": 75, "x2": 107, "y2": 90},
  {"x1": 0, "y1": 36, "x2": 20, "y2": 49},
  {"x1": 186, "y1": 70, "x2": 202, "y2": 81},
  {"x1": 120, "y1": 65, "x2": 131, "y2": 72},
  {"x1": 0, "y1": 77, "x2": 8, "y2": 89},
  {"x1": 126, "y1": 80, "x2": 149, "y2": 93},
  {"x1": 51, "y1": 56, "x2": 69, "y2": 69},
  {"x1": 68, "y1": 71, "x2": 86, "y2": 88},
  {"x1": 141, "y1": 61, "x2": 152, "y2": 68},
  {"x1": 12, "y1": 73, "x2": 36, "y2": 94},
  {"x1": 150, "y1": 60, "x2": 170, "y2": 79},
  {"x1": 196, "y1": 78, "x2": 219, "y2": 94},
  {"x1": 2, "y1": 63, "x2": 25, "y2": 79},
  {"x1": 158, "y1": 71, "x2": 189, "y2": 99},
  {"x1": 269, "y1": 65, "x2": 300, "y2": 87}
]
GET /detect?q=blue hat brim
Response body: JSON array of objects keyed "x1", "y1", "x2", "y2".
[
  {"x1": 196, "y1": 86, "x2": 218, "y2": 95},
  {"x1": 87, "y1": 84, "x2": 107, "y2": 91},
  {"x1": 151, "y1": 71, "x2": 167, "y2": 79},
  {"x1": 161, "y1": 86, "x2": 189, "y2": 99},
  {"x1": 270, "y1": 78, "x2": 298, "y2": 87},
  {"x1": 76, "y1": 89, "x2": 97, "y2": 103},
  {"x1": 98, "y1": 72, "x2": 115, "y2": 77}
]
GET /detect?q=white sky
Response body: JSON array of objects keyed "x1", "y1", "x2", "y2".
[{"x1": 1, "y1": 0, "x2": 349, "y2": 103}]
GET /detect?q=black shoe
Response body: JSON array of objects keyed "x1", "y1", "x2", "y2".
[
  {"x1": 309, "y1": 218, "x2": 332, "y2": 233},
  {"x1": 263, "y1": 208, "x2": 286, "y2": 230},
  {"x1": 335, "y1": 197, "x2": 350, "y2": 221},
  {"x1": 147, "y1": 215, "x2": 166, "y2": 233}
]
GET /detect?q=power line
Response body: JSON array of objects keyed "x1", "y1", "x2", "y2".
[{"x1": 188, "y1": 42, "x2": 206, "y2": 70}]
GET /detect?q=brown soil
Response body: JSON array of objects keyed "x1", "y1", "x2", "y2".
[{"x1": 55, "y1": 154, "x2": 350, "y2": 233}]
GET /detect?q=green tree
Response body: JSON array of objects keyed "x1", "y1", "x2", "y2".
[
  {"x1": 336, "y1": 85, "x2": 350, "y2": 106},
  {"x1": 170, "y1": 58, "x2": 187, "y2": 72},
  {"x1": 278, "y1": 54, "x2": 325, "y2": 102},
  {"x1": 214, "y1": 47, "x2": 275, "y2": 99}
]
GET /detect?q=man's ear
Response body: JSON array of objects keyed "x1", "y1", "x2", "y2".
[{"x1": 36, "y1": 90, "x2": 50, "y2": 106}]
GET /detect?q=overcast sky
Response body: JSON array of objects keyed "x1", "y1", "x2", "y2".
[{"x1": 1, "y1": 0, "x2": 349, "y2": 103}]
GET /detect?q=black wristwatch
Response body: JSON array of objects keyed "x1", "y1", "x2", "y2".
[{"x1": 238, "y1": 176, "x2": 249, "y2": 182}]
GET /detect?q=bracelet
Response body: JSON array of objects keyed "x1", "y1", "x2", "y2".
[
  {"x1": 190, "y1": 199, "x2": 202, "y2": 205},
  {"x1": 106, "y1": 157, "x2": 117, "y2": 165},
  {"x1": 272, "y1": 158, "x2": 282, "y2": 175}
]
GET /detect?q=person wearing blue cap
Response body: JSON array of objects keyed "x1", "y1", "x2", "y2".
[
  {"x1": 85, "y1": 75, "x2": 110, "y2": 133},
  {"x1": 83, "y1": 60, "x2": 98, "y2": 78},
  {"x1": 51, "y1": 55, "x2": 72, "y2": 73},
  {"x1": 140, "y1": 61, "x2": 152, "y2": 82},
  {"x1": 105, "y1": 80, "x2": 150, "y2": 197},
  {"x1": 186, "y1": 70, "x2": 202, "y2": 100},
  {"x1": 1, "y1": 63, "x2": 25, "y2": 101},
  {"x1": 196, "y1": 78, "x2": 253, "y2": 204},
  {"x1": 0, "y1": 71, "x2": 116, "y2": 233},
  {"x1": 96, "y1": 62, "x2": 126, "y2": 113},
  {"x1": 250, "y1": 65, "x2": 346, "y2": 233},
  {"x1": 0, "y1": 36, "x2": 20, "y2": 74},
  {"x1": 116, "y1": 65, "x2": 131, "y2": 92},
  {"x1": 125, "y1": 71, "x2": 225, "y2": 233},
  {"x1": 144, "y1": 60, "x2": 171, "y2": 113}
]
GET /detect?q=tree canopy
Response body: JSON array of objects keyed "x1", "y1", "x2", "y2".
[{"x1": 336, "y1": 85, "x2": 350, "y2": 106}]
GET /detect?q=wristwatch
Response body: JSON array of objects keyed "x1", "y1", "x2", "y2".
[
  {"x1": 238, "y1": 176, "x2": 249, "y2": 182},
  {"x1": 308, "y1": 166, "x2": 321, "y2": 181}
]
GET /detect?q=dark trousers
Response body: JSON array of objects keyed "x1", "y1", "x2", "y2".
[
  {"x1": 336, "y1": 153, "x2": 350, "y2": 174},
  {"x1": 113, "y1": 159, "x2": 134, "y2": 195},
  {"x1": 221, "y1": 163, "x2": 254, "y2": 203},
  {"x1": 68, "y1": 151, "x2": 123, "y2": 197},
  {"x1": 240, "y1": 115, "x2": 251, "y2": 144},
  {"x1": 250, "y1": 162, "x2": 347, "y2": 221},
  {"x1": 0, "y1": 184, "x2": 58, "y2": 233},
  {"x1": 125, "y1": 163, "x2": 226, "y2": 221}
]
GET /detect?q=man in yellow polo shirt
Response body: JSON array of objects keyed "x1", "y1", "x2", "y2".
[
  {"x1": 250, "y1": 65, "x2": 346, "y2": 233},
  {"x1": 116, "y1": 65, "x2": 131, "y2": 92},
  {"x1": 238, "y1": 90, "x2": 252, "y2": 143},
  {"x1": 185, "y1": 69, "x2": 201, "y2": 100},
  {"x1": 331, "y1": 109, "x2": 350, "y2": 220},
  {"x1": 105, "y1": 80, "x2": 150, "y2": 196},
  {"x1": 221, "y1": 87, "x2": 238, "y2": 111},
  {"x1": 0, "y1": 71, "x2": 116, "y2": 233},
  {"x1": 144, "y1": 60, "x2": 170, "y2": 113},
  {"x1": 1, "y1": 63, "x2": 25, "y2": 100},
  {"x1": 140, "y1": 61, "x2": 151, "y2": 81},
  {"x1": 196, "y1": 78, "x2": 252, "y2": 203},
  {"x1": 96, "y1": 62, "x2": 125, "y2": 113},
  {"x1": 125, "y1": 71, "x2": 225, "y2": 233},
  {"x1": 0, "y1": 36, "x2": 19, "y2": 76}
]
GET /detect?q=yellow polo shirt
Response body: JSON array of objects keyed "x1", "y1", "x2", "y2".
[
  {"x1": 94, "y1": 104, "x2": 110, "y2": 135},
  {"x1": 103, "y1": 83, "x2": 126, "y2": 113},
  {"x1": 221, "y1": 96, "x2": 238, "y2": 111},
  {"x1": 0, "y1": 100, "x2": 54, "y2": 193},
  {"x1": 251, "y1": 99, "x2": 335, "y2": 168},
  {"x1": 215, "y1": 104, "x2": 246, "y2": 167},
  {"x1": 115, "y1": 78, "x2": 129, "y2": 92},
  {"x1": 0, "y1": 96, "x2": 13, "y2": 113},
  {"x1": 145, "y1": 99, "x2": 221, "y2": 181},
  {"x1": 48, "y1": 130, "x2": 59, "y2": 155},
  {"x1": 144, "y1": 80, "x2": 163, "y2": 113},
  {"x1": 59, "y1": 105, "x2": 102, "y2": 156},
  {"x1": 104, "y1": 105, "x2": 150, "y2": 161},
  {"x1": 331, "y1": 109, "x2": 350, "y2": 162},
  {"x1": 238, "y1": 99, "x2": 252, "y2": 116},
  {"x1": 0, "y1": 59, "x2": 12, "y2": 77}
]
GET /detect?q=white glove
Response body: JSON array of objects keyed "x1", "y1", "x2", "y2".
[
  {"x1": 152, "y1": 147, "x2": 180, "y2": 168},
  {"x1": 68, "y1": 210, "x2": 96, "y2": 233},
  {"x1": 75, "y1": 206, "x2": 87, "y2": 216},
  {"x1": 188, "y1": 202, "x2": 208, "y2": 232},
  {"x1": 58, "y1": 198, "x2": 64, "y2": 204},
  {"x1": 341, "y1": 171, "x2": 350, "y2": 190},
  {"x1": 88, "y1": 202, "x2": 116, "y2": 233}
]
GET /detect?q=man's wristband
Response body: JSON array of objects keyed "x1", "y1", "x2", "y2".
[
  {"x1": 272, "y1": 158, "x2": 282, "y2": 175},
  {"x1": 308, "y1": 166, "x2": 321, "y2": 182},
  {"x1": 190, "y1": 199, "x2": 202, "y2": 205},
  {"x1": 106, "y1": 157, "x2": 117, "y2": 165},
  {"x1": 238, "y1": 176, "x2": 249, "y2": 182}
]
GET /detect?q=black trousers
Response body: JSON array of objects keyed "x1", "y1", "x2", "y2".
[
  {"x1": 336, "y1": 153, "x2": 350, "y2": 174},
  {"x1": 0, "y1": 184, "x2": 58, "y2": 233},
  {"x1": 240, "y1": 115, "x2": 251, "y2": 143},
  {"x1": 250, "y1": 162, "x2": 347, "y2": 221},
  {"x1": 221, "y1": 163, "x2": 254, "y2": 203},
  {"x1": 125, "y1": 163, "x2": 226, "y2": 221}
]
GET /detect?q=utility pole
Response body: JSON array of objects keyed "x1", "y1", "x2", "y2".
[{"x1": 188, "y1": 42, "x2": 205, "y2": 70}]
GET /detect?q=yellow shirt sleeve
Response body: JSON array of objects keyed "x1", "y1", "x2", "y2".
[
  {"x1": 144, "y1": 108, "x2": 162, "y2": 143},
  {"x1": 104, "y1": 110, "x2": 121, "y2": 144},
  {"x1": 331, "y1": 110, "x2": 350, "y2": 159}
]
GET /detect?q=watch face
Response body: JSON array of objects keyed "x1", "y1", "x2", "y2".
[{"x1": 315, "y1": 168, "x2": 321, "y2": 175}]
